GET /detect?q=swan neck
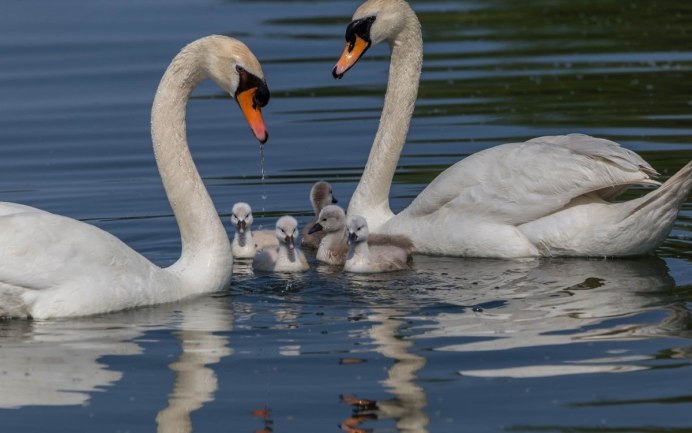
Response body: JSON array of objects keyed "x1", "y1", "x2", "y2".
[
  {"x1": 348, "y1": 10, "x2": 422, "y2": 230},
  {"x1": 151, "y1": 40, "x2": 232, "y2": 287}
]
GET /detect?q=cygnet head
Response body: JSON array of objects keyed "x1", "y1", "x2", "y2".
[
  {"x1": 308, "y1": 205, "x2": 346, "y2": 235},
  {"x1": 275, "y1": 216, "x2": 299, "y2": 250},
  {"x1": 189, "y1": 35, "x2": 270, "y2": 143},
  {"x1": 310, "y1": 181, "x2": 338, "y2": 215},
  {"x1": 346, "y1": 215, "x2": 369, "y2": 245},
  {"x1": 332, "y1": 0, "x2": 417, "y2": 78},
  {"x1": 231, "y1": 202, "x2": 254, "y2": 234}
]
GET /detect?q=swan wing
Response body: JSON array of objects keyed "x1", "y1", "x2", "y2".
[
  {"x1": 0, "y1": 204, "x2": 170, "y2": 317},
  {"x1": 253, "y1": 230, "x2": 279, "y2": 251},
  {"x1": 403, "y1": 134, "x2": 658, "y2": 225}
]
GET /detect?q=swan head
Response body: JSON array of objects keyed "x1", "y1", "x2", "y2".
[
  {"x1": 231, "y1": 202, "x2": 254, "y2": 234},
  {"x1": 346, "y1": 215, "x2": 369, "y2": 245},
  {"x1": 307, "y1": 205, "x2": 346, "y2": 235},
  {"x1": 332, "y1": 0, "x2": 414, "y2": 78},
  {"x1": 310, "y1": 181, "x2": 338, "y2": 215},
  {"x1": 201, "y1": 35, "x2": 271, "y2": 143},
  {"x1": 275, "y1": 216, "x2": 299, "y2": 250}
]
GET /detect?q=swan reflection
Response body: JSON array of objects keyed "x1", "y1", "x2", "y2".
[
  {"x1": 411, "y1": 256, "x2": 682, "y2": 377},
  {"x1": 341, "y1": 308, "x2": 429, "y2": 433},
  {"x1": 0, "y1": 294, "x2": 233, "y2": 433},
  {"x1": 339, "y1": 256, "x2": 683, "y2": 432}
]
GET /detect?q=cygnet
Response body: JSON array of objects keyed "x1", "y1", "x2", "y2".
[
  {"x1": 253, "y1": 216, "x2": 310, "y2": 272},
  {"x1": 301, "y1": 181, "x2": 338, "y2": 250},
  {"x1": 230, "y1": 202, "x2": 278, "y2": 258}
]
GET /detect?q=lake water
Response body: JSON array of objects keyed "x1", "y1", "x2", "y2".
[{"x1": 1, "y1": 0, "x2": 691, "y2": 432}]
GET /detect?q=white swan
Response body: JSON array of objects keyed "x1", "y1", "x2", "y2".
[
  {"x1": 253, "y1": 216, "x2": 310, "y2": 272},
  {"x1": 230, "y1": 202, "x2": 279, "y2": 259},
  {"x1": 332, "y1": 0, "x2": 692, "y2": 258},
  {"x1": 0, "y1": 35, "x2": 270, "y2": 319},
  {"x1": 345, "y1": 215, "x2": 413, "y2": 273},
  {"x1": 301, "y1": 180, "x2": 339, "y2": 250}
]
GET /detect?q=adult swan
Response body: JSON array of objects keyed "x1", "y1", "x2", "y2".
[
  {"x1": 0, "y1": 36, "x2": 270, "y2": 319},
  {"x1": 332, "y1": 0, "x2": 692, "y2": 258}
]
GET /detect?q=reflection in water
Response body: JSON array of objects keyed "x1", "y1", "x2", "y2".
[
  {"x1": 412, "y1": 256, "x2": 682, "y2": 378},
  {"x1": 337, "y1": 256, "x2": 686, "y2": 431},
  {"x1": 155, "y1": 298, "x2": 233, "y2": 433},
  {"x1": 0, "y1": 314, "x2": 145, "y2": 409},
  {"x1": 341, "y1": 309, "x2": 429, "y2": 433},
  {"x1": 0, "y1": 295, "x2": 233, "y2": 433}
]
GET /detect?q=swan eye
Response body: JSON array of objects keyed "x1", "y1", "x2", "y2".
[
  {"x1": 235, "y1": 65, "x2": 271, "y2": 109},
  {"x1": 345, "y1": 15, "x2": 376, "y2": 49}
]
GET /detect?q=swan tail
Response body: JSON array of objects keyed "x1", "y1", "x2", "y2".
[
  {"x1": 624, "y1": 161, "x2": 692, "y2": 219},
  {"x1": 609, "y1": 160, "x2": 692, "y2": 254}
]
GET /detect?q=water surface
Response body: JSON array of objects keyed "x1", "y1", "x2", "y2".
[{"x1": 0, "y1": 0, "x2": 691, "y2": 432}]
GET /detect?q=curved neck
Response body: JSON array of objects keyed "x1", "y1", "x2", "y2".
[
  {"x1": 151, "y1": 40, "x2": 232, "y2": 288},
  {"x1": 348, "y1": 10, "x2": 423, "y2": 230}
]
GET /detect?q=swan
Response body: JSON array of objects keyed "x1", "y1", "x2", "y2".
[
  {"x1": 345, "y1": 215, "x2": 413, "y2": 273},
  {"x1": 230, "y1": 202, "x2": 279, "y2": 259},
  {"x1": 309, "y1": 205, "x2": 350, "y2": 265},
  {"x1": 310, "y1": 205, "x2": 414, "y2": 265},
  {"x1": 301, "y1": 181, "x2": 339, "y2": 250},
  {"x1": 332, "y1": 0, "x2": 692, "y2": 258},
  {"x1": 253, "y1": 216, "x2": 310, "y2": 272},
  {"x1": 0, "y1": 35, "x2": 270, "y2": 319}
]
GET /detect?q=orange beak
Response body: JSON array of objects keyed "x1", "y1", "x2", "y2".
[
  {"x1": 332, "y1": 35, "x2": 370, "y2": 79},
  {"x1": 237, "y1": 87, "x2": 268, "y2": 144}
]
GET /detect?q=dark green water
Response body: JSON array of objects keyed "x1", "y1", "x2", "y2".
[{"x1": 0, "y1": 0, "x2": 690, "y2": 432}]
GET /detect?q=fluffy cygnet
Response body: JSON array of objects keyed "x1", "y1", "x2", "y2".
[
  {"x1": 345, "y1": 216, "x2": 413, "y2": 273},
  {"x1": 308, "y1": 205, "x2": 349, "y2": 265},
  {"x1": 309, "y1": 205, "x2": 414, "y2": 266},
  {"x1": 301, "y1": 181, "x2": 338, "y2": 250},
  {"x1": 253, "y1": 216, "x2": 310, "y2": 272},
  {"x1": 230, "y1": 202, "x2": 278, "y2": 258}
]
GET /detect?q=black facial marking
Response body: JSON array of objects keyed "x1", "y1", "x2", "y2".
[
  {"x1": 345, "y1": 16, "x2": 376, "y2": 51},
  {"x1": 235, "y1": 65, "x2": 271, "y2": 108}
]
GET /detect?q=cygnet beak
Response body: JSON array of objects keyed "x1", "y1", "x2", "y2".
[
  {"x1": 308, "y1": 223, "x2": 324, "y2": 234},
  {"x1": 347, "y1": 231, "x2": 358, "y2": 245},
  {"x1": 237, "y1": 220, "x2": 247, "y2": 234},
  {"x1": 285, "y1": 235, "x2": 295, "y2": 250}
]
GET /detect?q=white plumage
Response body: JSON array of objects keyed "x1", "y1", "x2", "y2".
[
  {"x1": 335, "y1": 0, "x2": 692, "y2": 258},
  {"x1": 0, "y1": 35, "x2": 270, "y2": 318}
]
